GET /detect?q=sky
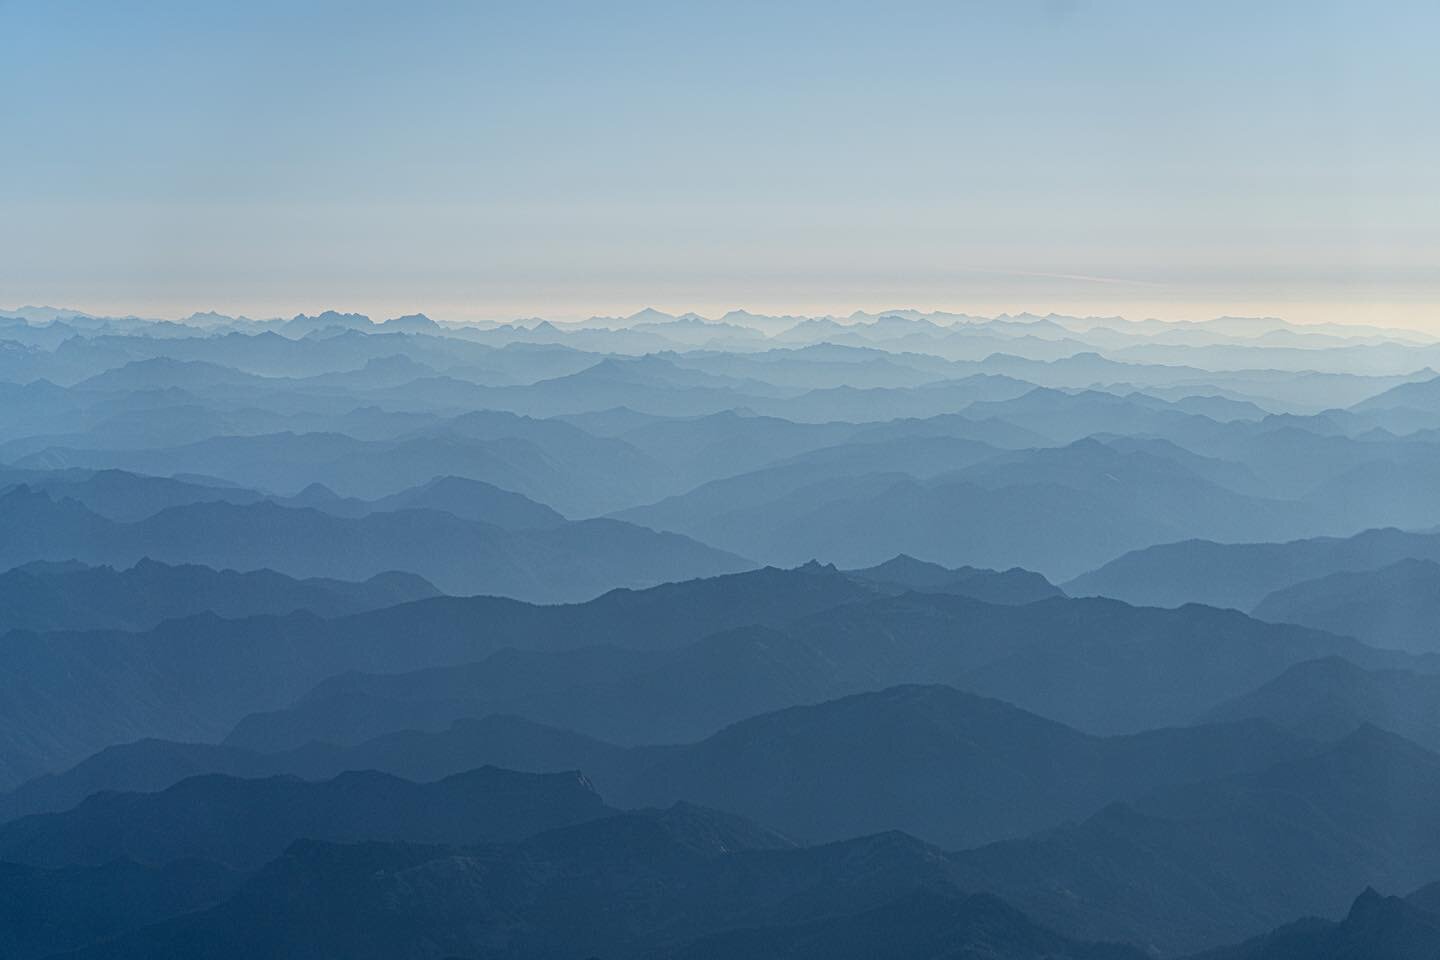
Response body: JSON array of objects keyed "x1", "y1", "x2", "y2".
[{"x1": 2, "y1": 0, "x2": 1438, "y2": 328}]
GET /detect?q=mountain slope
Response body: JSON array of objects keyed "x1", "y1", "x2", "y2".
[
  {"x1": 847, "y1": 554, "x2": 1064, "y2": 603},
  {"x1": 0, "y1": 858, "x2": 242, "y2": 960},
  {"x1": 1251, "y1": 559, "x2": 1440, "y2": 653},
  {"x1": 222, "y1": 591, "x2": 1413, "y2": 761},
  {"x1": 46, "y1": 810, "x2": 1139, "y2": 960},
  {"x1": 0, "y1": 563, "x2": 864, "y2": 787},
  {"x1": 0, "y1": 486, "x2": 749, "y2": 599},
  {"x1": 1203, "y1": 657, "x2": 1440, "y2": 752},
  {"x1": 0, "y1": 558, "x2": 438, "y2": 635},
  {"x1": 4, "y1": 687, "x2": 1310, "y2": 851},
  {"x1": 304, "y1": 473, "x2": 568, "y2": 527},
  {"x1": 665, "y1": 889, "x2": 1148, "y2": 960},
  {"x1": 0, "y1": 766, "x2": 609, "y2": 871},
  {"x1": 1067, "y1": 527, "x2": 1440, "y2": 611},
  {"x1": 0, "y1": 560, "x2": 1414, "y2": 792},
  {"x1": 949, "y1": 727, "x2": 1440, "y2": 955},
  {"x1": 0, "y1": 715, "x2": 625, "y2": 823},
  {"x1": 621, "y1": 439, "x2": 1320, "y2": 578},
  {"x1": 15, "y1": 419, "x2": 674, "y2": 516},
  {"x1": 602, "y1": 685, "x2": 1311, "y2": 848},
  {"x1": 1351, "y1": 373, "x2": 1440, "y2": 413},
  {"x1": 2, "y1": 468, "x2": 265, "y2": 522},
  {"x1": 1195, "y1": 886, "x2": 1440, "y2": 960}
]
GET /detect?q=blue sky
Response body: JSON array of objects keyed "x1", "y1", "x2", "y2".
[{"x1": 2, "y1": 0, "x2": 1437, "y2": 326}]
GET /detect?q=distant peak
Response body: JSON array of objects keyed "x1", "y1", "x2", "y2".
[
  {"x1": 294, "y1": 482, "x2": 341, "y2": 502},
  {"x1": 1346, "y1": 886, "x2": 1408, "y2": 924},
  {"x1": 378, "y1": 313, "x2": 439, "y2": 331},
  {"x1": 626, "y1": 307, "x2": 676, "y2": 323},
  {"x1": 797, "y1": 559, "x2": 838, "y2": 572}
]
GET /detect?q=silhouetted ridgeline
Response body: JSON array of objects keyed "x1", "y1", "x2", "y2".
[{"x1": 6, "y1": 562, "x2": 1421, "y2": 792}]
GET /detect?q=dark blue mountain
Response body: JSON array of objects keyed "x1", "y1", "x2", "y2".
[
  {"x1": 1067, "y1": 527, "x2": 1440, "y2": 611},
  {"x1": 1195, "y1": 886, "x2": 1440, "y2": 960},
  {"x1": 0, "y1": 558, "x2": 438, "y2": 635},
  {"x1": 1204, "y1": 657, "x2": 1440, "y2": 752},
  {"x1": 0, "y1": 858, "x2": 242, "y2": 960},
  {"x1": 3, "y1": 686, "x2": 1310, "y2": 851},
  {"x1": 950, "y1": 726, "x2": 1440, "y2": 954},
  {"x1": 0, "y1": 766, "x2": 609, "y2": 871},
  {"x1": 0, "y1": 485, "x2": 747, "y2": 599},
  {"x1": 1251, "y1": 559, "x2": 1440, "y2": 653},
  {"x1": 620, "y1": 438, "x2": 1320, "y2": 578},
  {"x1": 49, "y1": 810, "x2": 1137, "y2": 960}
]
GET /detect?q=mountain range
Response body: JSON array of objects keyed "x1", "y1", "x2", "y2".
[
  {"x1": 1067, "y1": 527, "x2": 1440, "y2": 611},
  {"x1": 6, "y1": 303, "x2": 1440, "y2": 958},
  {"x1": 0, "y1": 484, "x2": 748, "y2": 600}
]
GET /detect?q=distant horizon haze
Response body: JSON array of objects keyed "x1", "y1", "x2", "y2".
[
  {"x1": 5, "y1": 300, "x2": 1438, "y2": 336},
  {"x1": 3, "y1": 1, "x2": 1436, "y2": 332}
]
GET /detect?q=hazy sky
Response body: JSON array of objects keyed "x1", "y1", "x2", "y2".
[{"x1": 2, "y1": 0, "x2": 1437, "y2": 327}]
